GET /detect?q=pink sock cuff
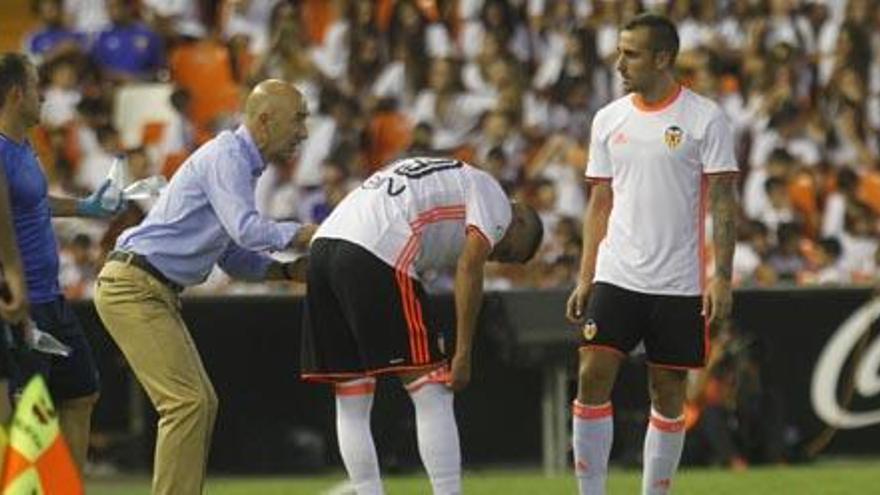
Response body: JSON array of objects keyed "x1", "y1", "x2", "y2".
[
  {"x1": 649, "y1": 408, "x2": 685, "y2": 433},
  {"x1": 335, "y1": 377, "x2": 377, "y2": 396},
  {"x1": 572, "y1": 400, "x2": 613, "y2": 420},
  {"x1": 405, "y1": 366, "x2": 450, "y2": 394}
]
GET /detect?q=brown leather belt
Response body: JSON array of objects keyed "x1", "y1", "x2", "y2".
[{"x1": 108, "y1": 251, "x2": 183, "y2": 293}]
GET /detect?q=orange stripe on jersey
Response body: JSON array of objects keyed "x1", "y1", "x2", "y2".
[
  {"x1": 633, "y1": 84, "x2": 682, "y2": 112},
  {"x1": 572, "y1": 401, "x2": 613, "y2": 420},
  {"x1": 411, "y1": 206, "x2": 466, "y2": 231},
  {"x1": 650, "y1": 413, "x2": 685, "y2": 433},
  {"x1": 393, "y1": 205, "x2": 468, "y2": 365},
  {"x1": 395, "y1": 236, "x2": 422, "y2": 363},
  {"x1": 395, "y1": 233, "x2": 432, "y2": 364}
]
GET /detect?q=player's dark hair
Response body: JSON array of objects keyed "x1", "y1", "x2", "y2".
[
  {"x1": 0, "y1": 53, "x2": 31, "y2": 108},
  {"x1": 622, "y1": 13, "x2": 679, "y2": 63}
]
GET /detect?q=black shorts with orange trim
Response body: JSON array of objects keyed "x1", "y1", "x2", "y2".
[
  {"x1": 301, "y1": 238, "x2": 446, "y2": 382},
  {"x1": 581, "y1": 282, "x2": 707, "y2": 368}
]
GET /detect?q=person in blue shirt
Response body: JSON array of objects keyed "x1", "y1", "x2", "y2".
[
  {"x1": 24, "y1": 0, "x2": 89, "y2": 62},
  {"x1": 94, "y1": 79, "x2": 317, "y2": 495},
  {"x1": 0, "y1": 149, "x2": 28, "y2": 425},
  {"x1": 0, "y1": 52, "x2": 122, "y2": 471},
  {"x1": 91, "y1": 0, "x2": 164, "y2": 81}
]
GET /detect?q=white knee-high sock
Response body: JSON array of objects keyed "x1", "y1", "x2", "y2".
[
  {"x1": 572, "y1": 401, "x2": 613, "y2": 495},
  {"x1": 336, "y1": 378, "x2": 383, "y2": 495},
  {"x1": 642, "y1": 407, "x2": 685, "y2": 495},
  {"x1": 406, "y1": 371, "x2": 461, "y2": 495}
]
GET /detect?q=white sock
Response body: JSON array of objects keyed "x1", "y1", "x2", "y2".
[
  {"x1": 572, "y1": 400, "x2": 613, "y2": 495},
  {"x1": 336, "y1": 378, "x2": 384, "y2": 495},
  {"x1": 406, "y1": 371, "x2": 461, "y2": 495},
  {"x1": 642, "y1": 407, "x2": 686, "y2": 495}
]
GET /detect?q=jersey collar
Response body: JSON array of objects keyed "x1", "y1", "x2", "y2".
[{"x1": 632, "y1": 84, "x2": 682, "y2": 113}]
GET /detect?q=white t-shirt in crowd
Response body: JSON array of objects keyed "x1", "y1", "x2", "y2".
[
  {"x1": 316, "y1": 158, "x2": 512, "y2": 278},
  {"x1": 586, "y1": 86, "x2": 739, "y2": 296}
]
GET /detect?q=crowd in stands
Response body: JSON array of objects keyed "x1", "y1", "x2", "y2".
[{"x1": 15, "y1": 0, "x2": 880, "y2": 297}]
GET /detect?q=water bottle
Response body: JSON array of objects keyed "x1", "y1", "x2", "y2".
[{"x1": 101, "y1": 157, "x2": 127, "y2": 210}]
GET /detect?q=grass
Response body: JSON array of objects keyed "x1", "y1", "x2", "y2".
[{"x1": 87, "y1": 459, "x2": 880, "y2": 494}]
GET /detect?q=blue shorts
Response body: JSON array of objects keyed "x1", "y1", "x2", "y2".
[{"x1": 13, "y1": 297, "x2": 100, "y2": 400}]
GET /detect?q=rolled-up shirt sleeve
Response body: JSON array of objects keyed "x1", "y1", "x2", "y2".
[
  {"x1": 202, "y1": 150, "x2": 300, "y2": 251},
  {"x1": 217, "y1": 241, "x2": 274, "y2": 281}
]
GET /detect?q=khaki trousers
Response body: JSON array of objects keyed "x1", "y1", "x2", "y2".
[{"x1": 94, "y1": 260, "x2": 217, "y2": 495}]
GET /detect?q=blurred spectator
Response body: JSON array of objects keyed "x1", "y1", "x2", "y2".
[
  {"x1": 59, "y1": 233, "x2": 98, "y2": 299},
  {"x1": 64, "y1": 0, "x2": 110, "y2": 35},
  {"x1": 744, "y1": 148, "x2": 796, "y2": 221},
  {"x1": 766, "y1": 222, "x2": 806, "y2": 282},
  {"x1": 411, "y1": 57, "x2": 496, "y2": 151},
  {"x1": 221, "y1": 0, "x2": 281, "y2": 57},
  {"x1": 801, "y1": 237, "x2": 845, "y2": 285},
  {"x1": 24, "y1": 0, "x2": 88, "y2": 62},
  {"x1": 822, "y1": 168, "x2": 860, "y2": 239},
  {"x1": 9, "y1": 0, "x2": 880, "y2": 297},
  {"x1": 733, "y1": 220, "x2": 774, "y2": 286},
  {"x1": 840, "y1": 202, "x2": 879, "y2": 281},
  {"x1": 76, "y1": 124, "x2": 120, "y2": 192},
  {"x1": 140, "y1": 0, "x2": 207, "y2": 40},
  {"x1": 39, "y1": 54, "x2": 82, "y2": 128},
  {"x1": 405, "y1": 121, "x2": 436, "y2": 157},
  {"x1": 91, "y1": 0, "x2": 165, "y2": 81},
  {"x1": 296, "y1": 152, "x2": 353, "y2": 224},
  {"x1": 527, "y1": 134, "x2": 586, "y2": 219},
  {"x1": 459, "y1": 0, "x2": 530, "y2": 63},
  {"x1": 750, "y1": 102, "x2": 821, "y2": 171},
  {"x1": 156, "y1": 86, "x2": 195, "y2": 174},
  {"x1": 250, "y1": 0, "x2": 317, "y2": 103},
  {"x1": 293, "y1": 87, "x2": 363, "y2": 187},
  {"x1": 758, "y1": 176, "x2": 796, "y2": 236}
]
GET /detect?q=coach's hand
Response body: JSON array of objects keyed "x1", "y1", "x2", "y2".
[
  {"x1": 566, "y1": 282, "x2": 592, "y2": 323},
  {"x1": 703, "y1": 277, "x2": 732, "y2": 325},
  {"x1": 447, "y1": 354, "x2": 471, "y2": 391},
  {"x1": 290, "y1": 224, "x2": 318, "y2": 251}
]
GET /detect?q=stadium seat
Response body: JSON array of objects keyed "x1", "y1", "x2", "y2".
[
  {"x1": 140, "y1": 121, "x2": 167, "y2": 147},
  {"x1": 365, "y1": 111, "x2": 412, "y2": 173},
  {"x1": 168, "y1": 41, "x2": 241, "y2": 131}
]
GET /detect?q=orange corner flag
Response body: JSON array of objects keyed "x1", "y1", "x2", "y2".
[{"x1": 1, "y1": 376, "x2": 82, "y2": 495}]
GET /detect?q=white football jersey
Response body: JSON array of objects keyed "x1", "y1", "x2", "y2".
[
  {"x1": 315, "y1": 158, "x2": 512, "y2": 278},
  {"x1": 586, "y1": 86, "x2": 738, "y2": 296}
]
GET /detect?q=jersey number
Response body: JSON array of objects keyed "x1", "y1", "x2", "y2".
[{"x1": 392, "y1": 158, "x2": 462, "y2": 179}]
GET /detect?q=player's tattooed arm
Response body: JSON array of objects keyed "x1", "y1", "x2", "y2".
[{"x1": 708, "y1": 174, "x2": 737, "y2": 281}]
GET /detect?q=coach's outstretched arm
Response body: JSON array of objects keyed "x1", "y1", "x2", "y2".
[
  {"x1": 448, "y1": 228, "x2": 493, "y2": 391},
  {"x1": 704, "y1": 174, "x2": 737, "y2": 324},
  {"x1": 566, "y1": 181, "x2": 613, "y2": 323}
]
